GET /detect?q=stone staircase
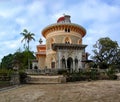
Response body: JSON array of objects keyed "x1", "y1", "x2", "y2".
[{"x1": 27, "y1": 75, "x2": 66, "y2": 84}]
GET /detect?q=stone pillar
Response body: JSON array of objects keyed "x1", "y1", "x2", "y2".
[
  {"x1": 65, "y1": 59, "x2": 67, "y2": 69},
  {"x1": 58, "y1": 50, "x2": 61, "y2": 69},
  {"x1": 73, "y1": 59, "x2": 75, "y2": 71}
]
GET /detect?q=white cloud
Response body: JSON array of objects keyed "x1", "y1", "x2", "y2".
[
  {"x1": 0, "y1": 38, "x2": 22, "y2": 61},
  {"x1": 0, "y1": 0, "x2": 120, "y2": 61}
]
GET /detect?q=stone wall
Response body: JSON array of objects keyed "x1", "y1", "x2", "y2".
[
  {"x1": 38, "y1": 56, "x2": 46, "y2": 69},
  {"x1": 10, "y1": 73, "x2": 20, "y2": 85}
]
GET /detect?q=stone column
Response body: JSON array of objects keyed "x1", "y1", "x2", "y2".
[
  {"x1": 58, "y1": 50, "x2": 61, "y2": 69},
  {"x1": 65, "y1": 59, "x2": 67, "y2": 69},
  {"x1": 73, "y1": 59, "x2": 75, "y2": 71}
]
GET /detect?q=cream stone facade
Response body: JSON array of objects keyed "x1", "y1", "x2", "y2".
[{"x1": 36, "y1": 15, "x2": 87, "y2": 72}]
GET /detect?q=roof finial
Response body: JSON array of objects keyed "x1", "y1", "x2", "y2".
[{"x1": 39, "y1": 38, "x2": 43, "y2": 44}]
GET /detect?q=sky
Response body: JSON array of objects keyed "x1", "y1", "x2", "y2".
[{"x1": 0, "y1": 0, "x2": 120, "y2": 61}]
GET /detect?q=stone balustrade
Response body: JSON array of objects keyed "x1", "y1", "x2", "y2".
[{"x1": 26, "y1": 69, "x2": 58, "y2": 75}]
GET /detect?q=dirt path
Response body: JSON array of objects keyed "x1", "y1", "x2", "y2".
[{"x1": 0, "y1": 80, "x2": 120, "y2": 102}]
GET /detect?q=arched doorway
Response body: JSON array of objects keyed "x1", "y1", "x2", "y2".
[{"x1": 67, "y1": 57, "x2": 73, "y2": 72}]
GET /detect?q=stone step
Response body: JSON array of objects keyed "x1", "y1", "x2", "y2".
[{"x1": 27, "y1": 75, "x2": 66, "y2": 84}]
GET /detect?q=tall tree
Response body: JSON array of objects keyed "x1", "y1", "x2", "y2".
[
  {"x1": 92, "y1": 37, "x2": 120, "y2": 69},
  {"x1": 20, "y1": 29, "x2": 35, "y2": 51},
  {"x1": 20, "y1": 29, "x2": 35, "y2": 68}
]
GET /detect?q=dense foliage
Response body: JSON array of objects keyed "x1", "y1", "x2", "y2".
[
  {"x1": 92, "y1": 37, "x2": 120, "y2": 70},
  {"x1": 0, "y1": 69, "x2": 14, "y2": 78},
  {"x1": 1, "y1": 51, "x2": 35, "y2": 69},
  {"x1": 66, "y1": 68, "x2": 117, "y2": 82}
]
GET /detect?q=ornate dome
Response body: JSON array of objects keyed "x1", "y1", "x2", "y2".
[
  {"x1": 57, "y1": 15, "x2": 71, "y2": 23},
  {"x1": 57, "y1": 16, "x2": 65, "y2": 23}
]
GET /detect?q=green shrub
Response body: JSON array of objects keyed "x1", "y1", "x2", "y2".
[
  {"x1": 0, "y1": 69, "x2": 14, "y2": 81},
  {"x1": 0, "y1": 69, "x2": 14, "y2": 76},
  {"x1": 58, "y1": 69, "x2": 67, "y2": 75},
  {"x1": 19, "y1": 71, "x2": 27, "y2": 84},
  {"x1": 90, "y1": 68, "x2": 99, "y2": 80},
  {"x1": 106, "y1": 68, "x2": 117, "y2": 80},
  {"x1": 99, "y1": 72, "x2": 109, "y2": 80},
  {"x1": 66, "y1": 68, "x2": 100, "y2": 82},
  {"x1": 99, "y1": 62, "x2": 108, "y2": 69}
]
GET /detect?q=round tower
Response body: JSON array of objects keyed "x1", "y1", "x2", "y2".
[{"x1": 41, "y1": 15, "x2": 86, "y2": 69}]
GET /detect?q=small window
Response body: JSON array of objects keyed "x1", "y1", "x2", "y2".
[
  {"x1": 65, "y1": 28, "x2": 70, "y2": 32},
  {"x1": 68, "y1": 29, "x2": 70, "y2": 32},
  {"x1": 65, "y1": 28, "x2": 67, "y2": 32}
]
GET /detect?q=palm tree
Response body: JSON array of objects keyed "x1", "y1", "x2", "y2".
[
  {"x1": 20, "y1": 29, "x2": 35, "y2": 51},
  {"x1": 20, "y1": 29, "x2": 35, "y2": 68}
]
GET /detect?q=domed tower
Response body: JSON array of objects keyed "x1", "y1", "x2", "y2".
[{"x1": 36, "y1": 15, "x2": 87, "y2": 71}]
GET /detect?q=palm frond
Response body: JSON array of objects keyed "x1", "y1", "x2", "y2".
[
  {"x1": 23, "y1": 29, "x2": 28, "y2": 33},
  {"x1": 20, "y1": 29, "x2": 35, "y2": 51}
]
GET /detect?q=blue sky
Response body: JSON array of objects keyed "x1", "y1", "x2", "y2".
[{"x1": 0, "y1": 0, "x2": 120, "y2": 61}]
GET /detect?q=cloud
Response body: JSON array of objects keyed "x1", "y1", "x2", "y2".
[
  {"x1": 63, "y1": 0, "x2": 120, "y2": 56},
  {"x1": 0, "y1": 38, "x2": 22, "y2": 60},
  {"x1": 0, "y1": 0, "x2": 120, "y2": 61}
]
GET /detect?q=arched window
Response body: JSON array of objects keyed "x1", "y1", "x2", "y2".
[
  {"x1": 78, "y1": 39, "x2": 82, "y2": 44},
  {"x1": 65, "y1": 37, "x2": 71, "y2": 44},
  {"x1": 50, "y1": 38, "x2": 55, "y2": 49}
]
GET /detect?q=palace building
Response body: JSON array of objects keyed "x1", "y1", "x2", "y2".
[{"x1": 36, "y1": 15, "x2": 87, "y2": 72}]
